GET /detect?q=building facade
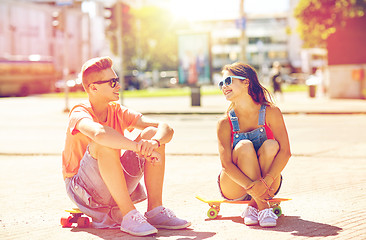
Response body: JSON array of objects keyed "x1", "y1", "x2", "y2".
[{"x1": 189, "y1": 11, "x2": 303, "y2": 79}]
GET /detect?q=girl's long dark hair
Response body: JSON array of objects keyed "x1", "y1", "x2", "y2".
[{"x1": 222, "y1": 62, "x2": 274, "y2": 111}]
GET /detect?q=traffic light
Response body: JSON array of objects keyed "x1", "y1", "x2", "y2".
[
  {"x1": 52, "y1": 10, "x2": 64, "y2": 31},
  {"x1": 104, "y1": 3, "x2": 132, "y2": 34},
  {"x1": 121, "y1": 3, "x2": 131, "y2": 33},
  {"x1": 104, "y1": 4, "x2": 117, "y2": 32}
]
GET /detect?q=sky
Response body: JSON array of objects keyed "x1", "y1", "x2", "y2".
[
  {"x1": 81, "y1": 0, "x2": 291, "y2": 21},
  {"x1": 168, "y1": 0, "x2": 290, "y2": 21}
]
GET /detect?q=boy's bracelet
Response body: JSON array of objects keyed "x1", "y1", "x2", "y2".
[
  {"x1": 151, "y1": 139, "x2": 161, "y2": 148},
  {"x1": 134, "y1": 142, "x2": 140, "y2": 153}
]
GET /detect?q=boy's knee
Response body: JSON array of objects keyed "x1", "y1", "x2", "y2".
[
  {"x1": 140, "y1": 126, "x2": 157, "y2": 140},
  {"x1": 89, "y1": 141, "x2": 119, "y2": 159}
]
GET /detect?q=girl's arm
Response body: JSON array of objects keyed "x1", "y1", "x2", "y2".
[
  {"x1": 217, "y1": 117, "x2": 255, "y2": 190},
  {"x1": 262, "y1": 106, "x2": 292, "y2": 187}
]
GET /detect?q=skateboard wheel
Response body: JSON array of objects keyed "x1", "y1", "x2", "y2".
[
  {"x1": 273, "y1": 206, "x2": 282, "y2": 217},
  {"x1": 207, "y1": 208, "x2": 218, "y2": 219},
  {"x1": 77, "y1": 217, "x2": 90, "y2": 228},
  {"x1": 61, "y1": 216, "x2": 72, "y2": 228}
]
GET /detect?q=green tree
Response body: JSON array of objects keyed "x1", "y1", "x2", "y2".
[
  {"x1": 294, "y1": 0, "x2": 366, "y2": 47},
  {"x1": 105, "y1": 5, "x2": 188, "y2": 72},
  {"x1": 132, "y1": 6, "x2": 188, "y2": 71}
]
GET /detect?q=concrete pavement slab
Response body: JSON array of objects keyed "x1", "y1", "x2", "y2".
[
  {"x1": 1, "y1": 93, "x2": 366, "y2": 239},
  {"x1": 1, "y1": 153, "x2": 366, "y2": 239}
]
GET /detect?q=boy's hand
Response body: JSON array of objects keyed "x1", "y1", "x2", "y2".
[
  {"x1": 137, "y1": 139, "x2": 158, "y2": 158},
  {"x1": 147, "y1": 151, "x2": 161, "y2": 165},
  {"x1": 136, "y1": 140, "x2": 161, "y2": 165}
]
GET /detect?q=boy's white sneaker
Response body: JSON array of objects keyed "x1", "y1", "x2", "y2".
[
  {"x1": 120, "y1": 209, "x2": 158, "y2": 236},
  {"x1": 258, "y1": 208, "x2": 278, "y2": 227},
  {"x1": 145, "y1": 206, "x2": 191, "y2": 229},
  {"x1": 241, "y1": 206, "x2": 259, "y2": 225}
]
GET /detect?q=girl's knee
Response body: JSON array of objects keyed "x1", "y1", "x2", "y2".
[
  {"x1": 258, "y1": 140, "x2": 279, "y2": 171},
  {"x1": 233, "y1": 140, "x2": 258, "y2": 167},
  {"x1": 260, "y1": 139, "x2": 279, "y2": 157},
  {"x1": 234, "y1": 140, "x2": 256, "y2": 155}
]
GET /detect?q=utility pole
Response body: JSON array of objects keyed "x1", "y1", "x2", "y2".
[
  {"x1": 53, "y1": 6, "x2": 70, "y2": 112},
  {"x1": 62, "y1": 7, "x2": 70, "y2": 112},
  {"x1": 54, "y1": 0, "x2": 72, "y2": 112},
  {"x1": 115, "y1": 1, "x2": 125, "y2": 105},
  {"x1": 239, "y1": 0, "x2": 247, "y2": 63}
]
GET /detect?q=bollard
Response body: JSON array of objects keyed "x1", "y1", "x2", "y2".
[
  {"x1": 309, "y1": 85, "x2": 317, "y2": 98},
  {"x1": 190, "y1": 86, "x2": 201, "y2": 106}
]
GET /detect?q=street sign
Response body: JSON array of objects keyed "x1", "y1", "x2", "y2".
[
  {"x1": 56, "y1": 0, "x2": 73, "y2": 6},
  {"x1": 235, "y1": 17, "x2": 246, "y2": 30}
]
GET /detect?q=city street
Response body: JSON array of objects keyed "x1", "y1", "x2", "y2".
[
  {"x1": 1, "y1": 94, "x2": 366, "y2": 239},
  {"x1": 1, "y1": 0, "x2": 366, "y2": 238}
]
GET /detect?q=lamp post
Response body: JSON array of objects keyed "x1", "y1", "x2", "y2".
[
  {"x1": 115, "y1": 1, "x2": 125, "y2": 105},
  {"x1": 239, "y1": 0, "x2": 247, "y2": 63}
]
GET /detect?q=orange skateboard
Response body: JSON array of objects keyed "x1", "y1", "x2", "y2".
[
  {"x1": 196, "y1": 196, "x2": 291, "y2": 219},
  {"x1": 60, "y1": 208, "x2": 90, "y2": 228}
]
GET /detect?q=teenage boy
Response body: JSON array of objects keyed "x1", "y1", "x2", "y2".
[{"x1": 62, "y1": 56, "x2": 190, "y2": 236}]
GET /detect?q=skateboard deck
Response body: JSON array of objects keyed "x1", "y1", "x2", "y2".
[
  {"x1": 196, "y1": 196, "x2": 291, "y2": 219},
  {"x1": 61, "y1": 208, "x2": 90, "y2": 228}
]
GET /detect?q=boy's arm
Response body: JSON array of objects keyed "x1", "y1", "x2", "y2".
[
  {"x1": 132, "y1": 116, "x2": 174, "y2": 158},
  {"x1": 76, "y1": 118, "x2": 139, "y2": 152},
  {"x1": 134, "y1": 116, "x2": 174, "y2": 145}
]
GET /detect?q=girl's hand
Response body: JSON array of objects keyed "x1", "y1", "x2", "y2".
[
  {"x1": 260, "y1": 191, "x2": 275, "y2": 201},
  {"x1": 247, "y1": 180, "x2": 267, "y2": 199}
]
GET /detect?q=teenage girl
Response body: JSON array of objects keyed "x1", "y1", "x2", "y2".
[{"x1": 217, "y1": 62, "x2": 291, "y2": 227}]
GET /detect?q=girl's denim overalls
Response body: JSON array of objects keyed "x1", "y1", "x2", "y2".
[{"x1": 229, "y1": 104, "x2": 268, "y2": 152}]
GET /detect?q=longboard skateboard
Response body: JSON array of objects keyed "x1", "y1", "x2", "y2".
[
  {"x1": 60, "y1": 208, "x2": 90, "y2": 228},
  {"x1": 196, "y1": 196, "x2": 291, "y2": 219}
]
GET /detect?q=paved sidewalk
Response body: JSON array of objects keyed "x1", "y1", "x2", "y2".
[
  {"x1": 1, "y1": 92, "x2": 366, "y2": 239},
  {"x1": 120, "y1": 91, "x2": 366, "y2": 115}
]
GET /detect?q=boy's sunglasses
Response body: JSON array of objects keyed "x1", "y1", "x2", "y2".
[
  {"x1": 89, "y1": 77, "x2": 119, "y2": 88},
  {"x1": 218, "y1": 76, "x2": 247, "y2": 89}
]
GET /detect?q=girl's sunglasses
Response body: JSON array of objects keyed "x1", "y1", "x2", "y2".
[
  {"x1": 218, "y1": 76, "x2": 247, "y2": 89},
  {"x1": 89, "y1": 77, "x2": 119, "y2": 88}
]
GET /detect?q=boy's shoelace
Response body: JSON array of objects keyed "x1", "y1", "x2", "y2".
[
  {"x1": 160, "y1": 208, "x2": 176, "y2": 218},
  {"x1": 131, "y1": 214, "x2": 147, "y2": 223}
]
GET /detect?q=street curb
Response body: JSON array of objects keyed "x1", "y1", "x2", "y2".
[{"x1": 141, "y1": 111, "x2": 366, "y2": 115}]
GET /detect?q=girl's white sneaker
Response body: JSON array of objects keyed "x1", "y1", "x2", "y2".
[
  {"x1": 258, "y1": 208, "x2": 278, "y2": 227},
  {"x1": 241, "y1": 206, "x2": 259, "y2": 225}
]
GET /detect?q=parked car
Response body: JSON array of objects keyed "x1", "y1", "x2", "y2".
[
  {"x1": 55, "y1": 73, "x2": 83, "y2": 92},
  {"x1": 281, "y1": 74, "x2": 298, "y2": 85}
]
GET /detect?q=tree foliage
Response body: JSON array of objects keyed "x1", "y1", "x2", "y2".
[
  {"x1": 294, "y1": 0, "x2": 366, "y2": 47},
  {"x1": 105, "y1": 5, "x2": 188, "y2": 72}
]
